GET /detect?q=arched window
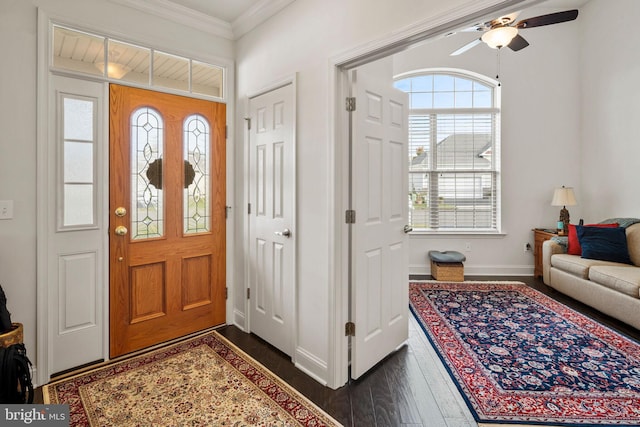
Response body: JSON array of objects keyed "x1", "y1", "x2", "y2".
[{"x1": 394, "y1": 70, "x2": 500, "y2": 232}]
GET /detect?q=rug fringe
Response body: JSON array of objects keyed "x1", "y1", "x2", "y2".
[{"x1": 410, "y1": 279, "x2": 526, "y2": 284}]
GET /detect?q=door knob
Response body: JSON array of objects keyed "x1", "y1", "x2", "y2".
[
  {"x1": 274, "y1": 228, "x2": 292, "y2": 238},
  {"x1": 115, "y1": 207, "x2": 127, "y2": 217},
  {"x1": 114, "y1": 225, "x2": 128, "y2": 236},
  {"x1": 404, "y1": 225, "x2": 413, "y2": 234}
]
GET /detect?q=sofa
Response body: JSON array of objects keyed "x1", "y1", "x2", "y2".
[{"x1": 542, "y1": 218, "x2": 640, "y2": 330}]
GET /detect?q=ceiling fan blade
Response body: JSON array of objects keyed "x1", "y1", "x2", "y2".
[
  {"x1": 460, "y1": 11, "x2": 521, "y2": 33},
  {"x1": 492, "y1": 11, "x2": 521, "y2": 27},
  {"x1": 450, "y1": 38, "x2": 482, "y2": 56},
  {"x1": 508, "y1": 34, "x2": 529, "y2": 51},
  {"x1": 516, "y1": 9, "x2": 578, "y2": 29}
]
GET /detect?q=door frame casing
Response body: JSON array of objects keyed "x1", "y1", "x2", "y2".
[
  {"x1": 243, "y1": 73, "x2": 298, "y2": 359},
  {"x1": 36, "y1": 8, "x2": 236, "y2": 386},
  {"x1": 327, "y1": 0, "x2": 536, "y2": 389}
]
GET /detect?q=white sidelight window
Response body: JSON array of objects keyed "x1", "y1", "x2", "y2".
[{"x1": 59, "y1": 94, "x2": 98, "y2": 229}]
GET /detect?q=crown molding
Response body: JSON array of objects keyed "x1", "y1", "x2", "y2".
[
  {"x1": 232, "y1": 0, "x2": 296, "y2": 39},
  {"x1": 109, "y1": 0, "x2": 295, "y2": 40},
  {"x1": 109, "y1": 0, "x2": 234, "y2": 40}
]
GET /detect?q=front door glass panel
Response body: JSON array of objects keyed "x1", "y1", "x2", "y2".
[
  {"x1": 131, "y1": 107, "x2": 164, "y2": 240},
  {"x1": 183, "y1": 114, "x2": 210, "y2": 235}
]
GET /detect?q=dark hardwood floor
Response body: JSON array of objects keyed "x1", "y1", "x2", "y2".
[
  {"x1": 218, "y1": 276, "x2": 640, "y2": 427},
  {"x1": 36, "y1": 276, "x2": 640, "y2": 426}
]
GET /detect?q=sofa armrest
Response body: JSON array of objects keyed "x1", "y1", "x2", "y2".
[{"x1": 542, "y1": 239, "x2": 565, "y2": 285}]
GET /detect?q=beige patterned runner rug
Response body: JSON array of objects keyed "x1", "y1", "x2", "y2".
[{"x1": 43, "y1": 331, "x2": 341, "y2": 427}]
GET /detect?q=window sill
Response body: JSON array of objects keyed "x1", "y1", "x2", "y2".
[{"x1": 408, "y1": 230, "x2": 506, "y2": 238}]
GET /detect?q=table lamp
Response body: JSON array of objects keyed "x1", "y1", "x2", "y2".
[{"x1": 551, "y1": 186, "x2": 577, "y2": 235}]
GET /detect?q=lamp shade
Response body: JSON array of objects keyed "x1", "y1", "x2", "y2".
[
  {"x1": 551, "y1": 186, "x2": 577, "y2": 207},
  {"x1": 481, "y1": 26, "x2": 518, "y2": 49}
]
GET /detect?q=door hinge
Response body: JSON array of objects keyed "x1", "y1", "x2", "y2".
[
  {"x1": 248, "y1": 203, "x2": 252, "y2": 214},
  {"x1": 245, "y1": 117, "x2": 251, "y2": 130},
  {"x1": 346, "y1": 97, "x2": 356, "y2": 112},
  {"x1": 225, "y1": 125, "x2": 228, "y2": 139},
  {"x1": 247, "y1": 288, "x2": 251, "y2": 299},
  {"x1": 345, "y1": 322, "x2": 355, "y2": 337},
  {"x1": 225, "y1": 205, "x2": 231, "y2": 219},
  {"x1": 225, "y1": 287, "x2": 228, "y2": 300},
  {"x1": 345, "y1": 209, "x2": 356, "y2": 224}
]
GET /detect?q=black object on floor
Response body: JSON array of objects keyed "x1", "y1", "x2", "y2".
[
  {"x1": 0, "y1": 343, "x2": 34, "y2": 404},
  {"x1": 0, "y1": 285, "x2": 12, "y2": 333}
]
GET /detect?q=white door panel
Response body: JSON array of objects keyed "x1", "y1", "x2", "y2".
[
  {"x1": 351, "y1": 69, "x2": 409, "y2": 379},
  {"x1": 47, "y1": 75, "x2": 106, "y2": 375},
  {"x1": 248, "y1": 83, "x2": 296, "y2": 356}
]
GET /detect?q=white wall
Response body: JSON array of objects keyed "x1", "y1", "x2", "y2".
[
  {"x1": 4, "y1": 0, "x2": 635, "y2": 390},
  {"x1": 392, "y1": 3, "x2": 583, "y2": 275},
  {"x1": 234, "y1": 0, "x2": 538, "y2": 387},
  {"x1": 580, "y1": 0, "x2": 640, "y2": 220},
  {"x1": 0, "y1": 0, "x2": 233, "y2": 378},
  {"x1": 0, "y1": 2, "x2": 38, "y2": 361}
]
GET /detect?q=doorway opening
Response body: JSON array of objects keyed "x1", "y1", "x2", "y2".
[{"x1": 330, "y1": 0, "x2": 540, "y2": 388}]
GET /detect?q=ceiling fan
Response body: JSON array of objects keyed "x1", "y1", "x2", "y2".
[{"x1": 450, "y1": 9, "x2": 579, "y2": 56}]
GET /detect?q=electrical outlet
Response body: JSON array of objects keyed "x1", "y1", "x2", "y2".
[
  {"x1": 524, "y1": 242, "x2": 532, "y2": 252},
  {"x1": 464, "y1": 242, "x2": 471, "y2": 252},
  {"x1": 0, "y1": 200, "x2": 13, "y2": 220}
]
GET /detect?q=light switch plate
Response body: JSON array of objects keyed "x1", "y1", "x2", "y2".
[{"x1": 0, "y1": 200, "x2": 14, "y2": 220}]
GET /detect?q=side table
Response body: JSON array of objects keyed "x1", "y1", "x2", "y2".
[{"x1": 533, "y1": 228, "x2": 558, "y2": 278}]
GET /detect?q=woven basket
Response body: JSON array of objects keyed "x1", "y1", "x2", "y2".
[
  {"x1": 431, "y1": 260, "x2": 464, "y2": 282},
  {"x1": 0, "y1": 323, "x2": 23, "y2": 348}
]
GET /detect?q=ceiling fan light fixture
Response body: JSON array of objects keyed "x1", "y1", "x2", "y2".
[{"x1": 481, "y1": 26, "x2": 518, "y2": 49}]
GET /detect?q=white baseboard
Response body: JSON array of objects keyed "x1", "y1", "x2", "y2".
[
  {"x1": 410, "y1": 264, "x2": 534, "y2": 277},
  {"x1": 294, "y1": 346, "x2": 328, "y2": 386},
  {"x1": 232, "y1": 309, "x2": 247, "y2": 331}
]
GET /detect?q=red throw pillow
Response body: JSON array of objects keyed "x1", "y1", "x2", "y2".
[{"x1": 567, "y1": 223, "x2": 619, "y2": 255}]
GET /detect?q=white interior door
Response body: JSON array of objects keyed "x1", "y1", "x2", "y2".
[
  {"x1": 248, "y1": 82, "x2": 296, "y2": 356},
  {"x1": 350, "y1": 67, "x2": 409, "y2": 379},
  {"x1": 46, "y1": 75, "x2": 106, "y2": 375}
]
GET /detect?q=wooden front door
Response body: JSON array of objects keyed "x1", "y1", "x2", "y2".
[{"x1": 109, "y1": 84, "x2": 226, "y2": 358}]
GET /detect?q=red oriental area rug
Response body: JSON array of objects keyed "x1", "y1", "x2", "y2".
[
  {"x1": 43, "y1": 331, "x2": 341, "y2": 427},
  {"x1": 410, "y1": 281, "x2": 640, "y2": 426}
]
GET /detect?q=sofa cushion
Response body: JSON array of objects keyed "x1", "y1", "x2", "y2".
[
  {"x1": 625, "y1": 223, "x2": 640, "y2": 267},
  {"x1": 577, "y1": 225, "x2": 633, "y2": 264},
  {"x1": 551, "y1": 254, "x2": 626, "y2": 279},
  {"x1": 567, "y1": 223, "x2": 618, "y2": 255},
  {"x1": 589, "y1": 266, "x2": 640, "y2": 299}
]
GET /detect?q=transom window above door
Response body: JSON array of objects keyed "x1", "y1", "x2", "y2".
[
  {"x1": 51, "y1": 25, "x2": 225, "y2": 99},
  {"x1": 394, "y1": 70, "x2": 501, "y2": 233}
]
